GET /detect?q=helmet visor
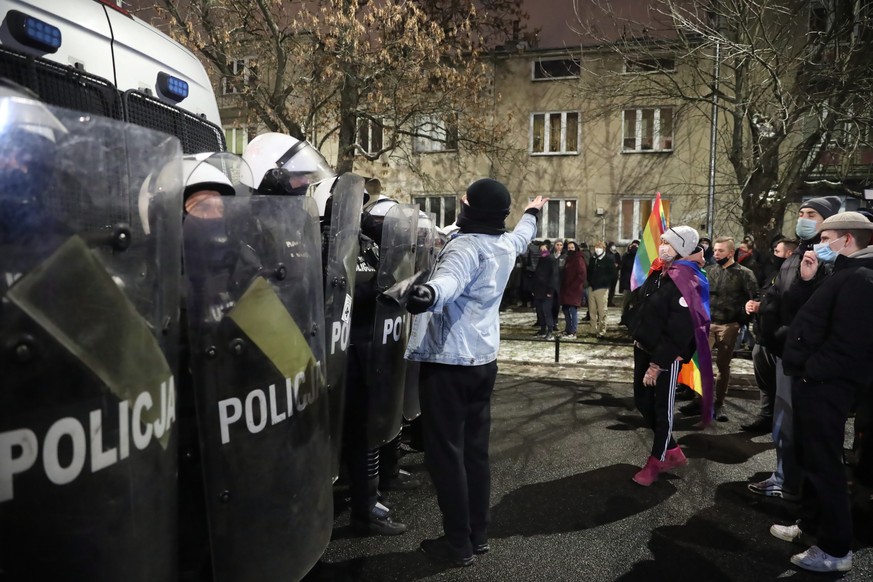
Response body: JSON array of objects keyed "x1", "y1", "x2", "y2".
[{"x1": 279, "y1": 141, "x2": 335, "y2": 186}]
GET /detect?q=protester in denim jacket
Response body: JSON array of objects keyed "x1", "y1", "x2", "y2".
[{"x1": 403, "y1": 179, "x2": 547, "y2": 567}]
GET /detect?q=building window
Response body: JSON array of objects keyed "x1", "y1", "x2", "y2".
[
  {"x1": 532, "y1": 57, "x2": 581, "y2": 81},
  {"x1": 413, "y1": 113, "x2": 459, "y2": 153},
  {"x1": 413, "y1": 195, "x2": 457, "y2": 228},
  {"x1": 530, "y1": 112, "x2": 580, "y2": 155},
  {"x1": 624, "y1": 57, "x2": 676, "y2": 73},
  {"x1": 618, "y1": 197, "x2": 672, "y2": 242},
  {"x1": 622, "y1": 107, "x2": 673, "y2": 152},
  {"x1": 222, "y1": 57, "x2": 256, "y2": 95},
  {"x1": 224, "y1": 126, "x2": 256, "y2": 154},
  {"x1": 533, "y1": 198, "x2": 577, "y2": 240},
  {"x1": 357, "y1": 117, "x2": 384, "y2": 156}
]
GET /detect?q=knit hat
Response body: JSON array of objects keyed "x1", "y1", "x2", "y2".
[
  {"x1": 818, "y1": 211, "x2": 873, "y2": 233},
  {"x1": 800, "y1": 196, "x2": 842, "y2": 220},
  {"x1": 662, "y1": 225, "x2": 699, "y2": 257},
  {"x1": 466, "y1": 178, "x2": 511, "y2": 216}
]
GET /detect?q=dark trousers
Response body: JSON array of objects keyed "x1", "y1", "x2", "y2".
[
  {"x1": 752, "y1": 343, "x2": 777, "y2": 419},
  {"x1": 633, "y1": 346, "x2": 680, "y2": 460},
  {"x1": 794, "y1": 378, "x2": 857, "y2": 558},
  {"x1": 419, "y1": 361, "x2": 497, "y2": 553},
  {"x1": 534, "y1": 297, "x2": 554, "y2": 333},
  {"x1": 343, "y1": 345, "x2": 379, "y2": 519}
]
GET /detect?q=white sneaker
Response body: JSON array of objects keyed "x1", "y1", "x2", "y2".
[
  {"x1": 790, "y1": 545, "x2": 852, "y2": 573},
  {"x1": 770, "y1": 524, "x2": 807, "y2": 544}
]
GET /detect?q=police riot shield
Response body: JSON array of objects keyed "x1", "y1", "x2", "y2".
[
  {"x1": 0, "y1": 96, "x2": 183, "y2": 581},
  {"x1": 403, "y1": 212, "x2": 438, "y2": 421},
  {"x1": 367, "y1": 203, "x2": 418, "y2": 446},
  {"x1": 322, "y1": 173, "x2": 364, "y2": 481},
  {"x1": 183, "y1": 194, "x2": 331, "y2": 582}
]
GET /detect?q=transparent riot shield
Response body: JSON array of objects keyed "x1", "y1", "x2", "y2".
[
  {"x1": 367, "y1": 203, "x2": 418, "y2": 446},
  {"x1": 403, "y1": 211, "x2": 438, "y2": 422},
  {"x1": 183, "y1": 195, "x2": 331, "y2": 582},
  {"x1": 0, "y1": 96, "x2": 183, "y2": 582},
  {"x1": 322, "y1": 173, "x2": 364, "y2": 481}
]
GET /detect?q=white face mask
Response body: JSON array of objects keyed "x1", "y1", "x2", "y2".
[
  {"x1": 594, "y1": 248, "x2": 605, "y2": 257},
  {"x1": 658, "y1": 244, "x2": 676, "y2": 262}
]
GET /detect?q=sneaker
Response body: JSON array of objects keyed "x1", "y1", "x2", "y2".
[
  {"x1": 562, "y1": 333, "x2": 576, "y2": 339},
  {"x1": 543, "y1": 332, "x2": 554, "y2": 340},
  {"x1": 632, "y1": 456, "x2": 664, "y2": 486},
  {"x1": 740, "y1": 417, "x2": 772, "y2": 433},
  {"x1": 713, "y1": 405, "x2": 729, "y2": 422},
  {"x1": 662, "y1": 446, "x2": 688, "y2": 470},
  {"x1": 770, "y1": 523, "x2": 810, "y2": 544},
  {"x1": 749, "y1": 478, "x2": 800, "y2": 501},
  {"x1": 351, "y1": 502, "x2": 407, "y2": 536},
  {"x1": 790, "y1": 546, "x2": 852, "y2": 573},
  {"x1": 420, "y1": 537, "x2": 475, "y2": 567}
]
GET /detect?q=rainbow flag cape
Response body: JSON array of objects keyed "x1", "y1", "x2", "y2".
[
  {"x1": 630, "y1": 192, "x2": 667, "y2": 291},
  {"x1": 669, "y1": 260, "x2": 713, "y2": 424}
]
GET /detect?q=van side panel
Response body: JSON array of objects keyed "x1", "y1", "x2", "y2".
[
  {"x1": 105, "y1": 10, "x2": 221, "y2": 125},
  {"x1": 0, "y1": 0, "x2": 115, "y2": 82}
]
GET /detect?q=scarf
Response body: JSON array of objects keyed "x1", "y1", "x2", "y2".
[{"x1": 456, "y1": 203, "x2": 507, "y2": 235}]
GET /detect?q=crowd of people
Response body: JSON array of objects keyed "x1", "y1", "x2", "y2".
[{"x1": 415, "y1": 195, "x2": 873, "y2": 575}]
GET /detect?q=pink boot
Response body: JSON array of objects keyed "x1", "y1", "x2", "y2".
[
  {"x1": 633, "y1": 456, "x2": 664, "y2": 486},
  {"x1": 663, "y1": 446, "x2": 688, "y2": 470}
]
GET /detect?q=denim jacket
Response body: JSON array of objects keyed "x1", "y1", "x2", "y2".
[{"x1": 405, "y1": 213, "x2": 537, "y2": 365}]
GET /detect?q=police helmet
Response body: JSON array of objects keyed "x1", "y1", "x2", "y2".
[{"x1": 240, "y1": 132, "x2": 334, "y2": 196}]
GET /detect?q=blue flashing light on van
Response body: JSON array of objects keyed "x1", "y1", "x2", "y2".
[
  {"x1": 7, "y1": 10, "x2": 61, "y2": 53},
  {"x1": 158, "y1": 72, "x2": 189, "y2": 102}
]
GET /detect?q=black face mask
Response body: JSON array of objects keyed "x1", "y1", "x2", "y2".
[
  {"x1": 716, "y1": 256, "x2": 730, "y2": 266},
  {"x1": 772, "y1": 256, "x2": 786, "y2": 270},
  {"x1": 258, "y1": 168, "x2": 309, "y2": 196}
]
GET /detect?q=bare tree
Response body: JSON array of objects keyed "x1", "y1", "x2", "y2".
[
  {"x1": 571, "y1": 0, "x2": 873, "y2": 243},
  {"x1": 134, "y1": 0, "x2": 527, "y2": 175}
]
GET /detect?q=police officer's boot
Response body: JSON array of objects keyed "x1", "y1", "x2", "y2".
[{"x1": 350, "y1": 450, "x2": 406, "y2": 535}]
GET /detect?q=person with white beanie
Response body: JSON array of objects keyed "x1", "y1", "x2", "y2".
[{"x1": 625, "y1": 225, "x2": 713, "y2": 486}]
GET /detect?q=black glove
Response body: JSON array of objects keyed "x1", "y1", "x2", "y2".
[{"x1": 407, "y1": 284, "x2": 435, "y2": 314}]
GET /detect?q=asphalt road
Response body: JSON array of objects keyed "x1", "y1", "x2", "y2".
[
  {"x1": 305, "y1": 309, "x2": 873, "y2": 582},
  {"x1": 303, "y1": 356, "x2": 872, "y2": 582}
]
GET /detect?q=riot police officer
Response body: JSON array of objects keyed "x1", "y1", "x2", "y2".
[
  {"x1": 241, "y1": 132, "x2": 334, "y2": 196},
  {"x1": 182, "y1": 148, "x2": 333, "y2": 581},
  {"x1": 1, "y1": 82, "x2": 184, "y2": 581}
]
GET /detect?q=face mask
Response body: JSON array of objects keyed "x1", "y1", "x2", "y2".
[
  {"x1": 540, "y1": 249, "x2": 550, "y2": 257},
  {"x1": 609, "y1": 246, "x2": 616, "y2": 253},
  {"x1": 658, "y1": 244, "x2": 676, "y2": 262},
  {"x1": 772, "y1": 256, "x2": 786, "y2": 270},
  {"x1": 813, "y1": 237, "x2": 845, "y2": 263},
  {"x1": 716, "y1": 256, "x2": 730, "y2": 266},
  {"x1": 594, "y1": 248, "x2": 605, "y2": 257},
  {"x1": 796, "y1": 217, "x2": 819, "y2": 240}
]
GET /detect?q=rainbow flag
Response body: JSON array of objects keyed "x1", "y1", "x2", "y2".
[{"x1": 630, "y1": 192, "x2": 667, "y2": 291}]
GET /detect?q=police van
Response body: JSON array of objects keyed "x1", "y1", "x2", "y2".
[{"x1": 0, "y1": 0, "x2": 225, "y2": 153}]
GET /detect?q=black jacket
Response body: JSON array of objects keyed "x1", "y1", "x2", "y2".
[
  {"x1": 757, "y1": 238, "x2": 830, "y2": 357},
  {"x1": 533, "y1": 254, "x2": 557, "y2": 299},
  {"x1": 782, "y1": 249, "x2": 873, "y2": 387},
  {"x1": 588, "y1": 254, "x2": 617, "y2": 290},
  {"x1": 630, "y1": 270, "x2": 696, "y2": 368},
  {"x1": 619, "y1": 248, "x2": 637, "y2": 292}
]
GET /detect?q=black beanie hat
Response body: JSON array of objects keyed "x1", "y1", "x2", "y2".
[
  {"x1": 466, "y1": 178, "x2": 511, "y2": 216},
  {"x1": 800, "y1": 196, "x2": 842, "y2": 220}
]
